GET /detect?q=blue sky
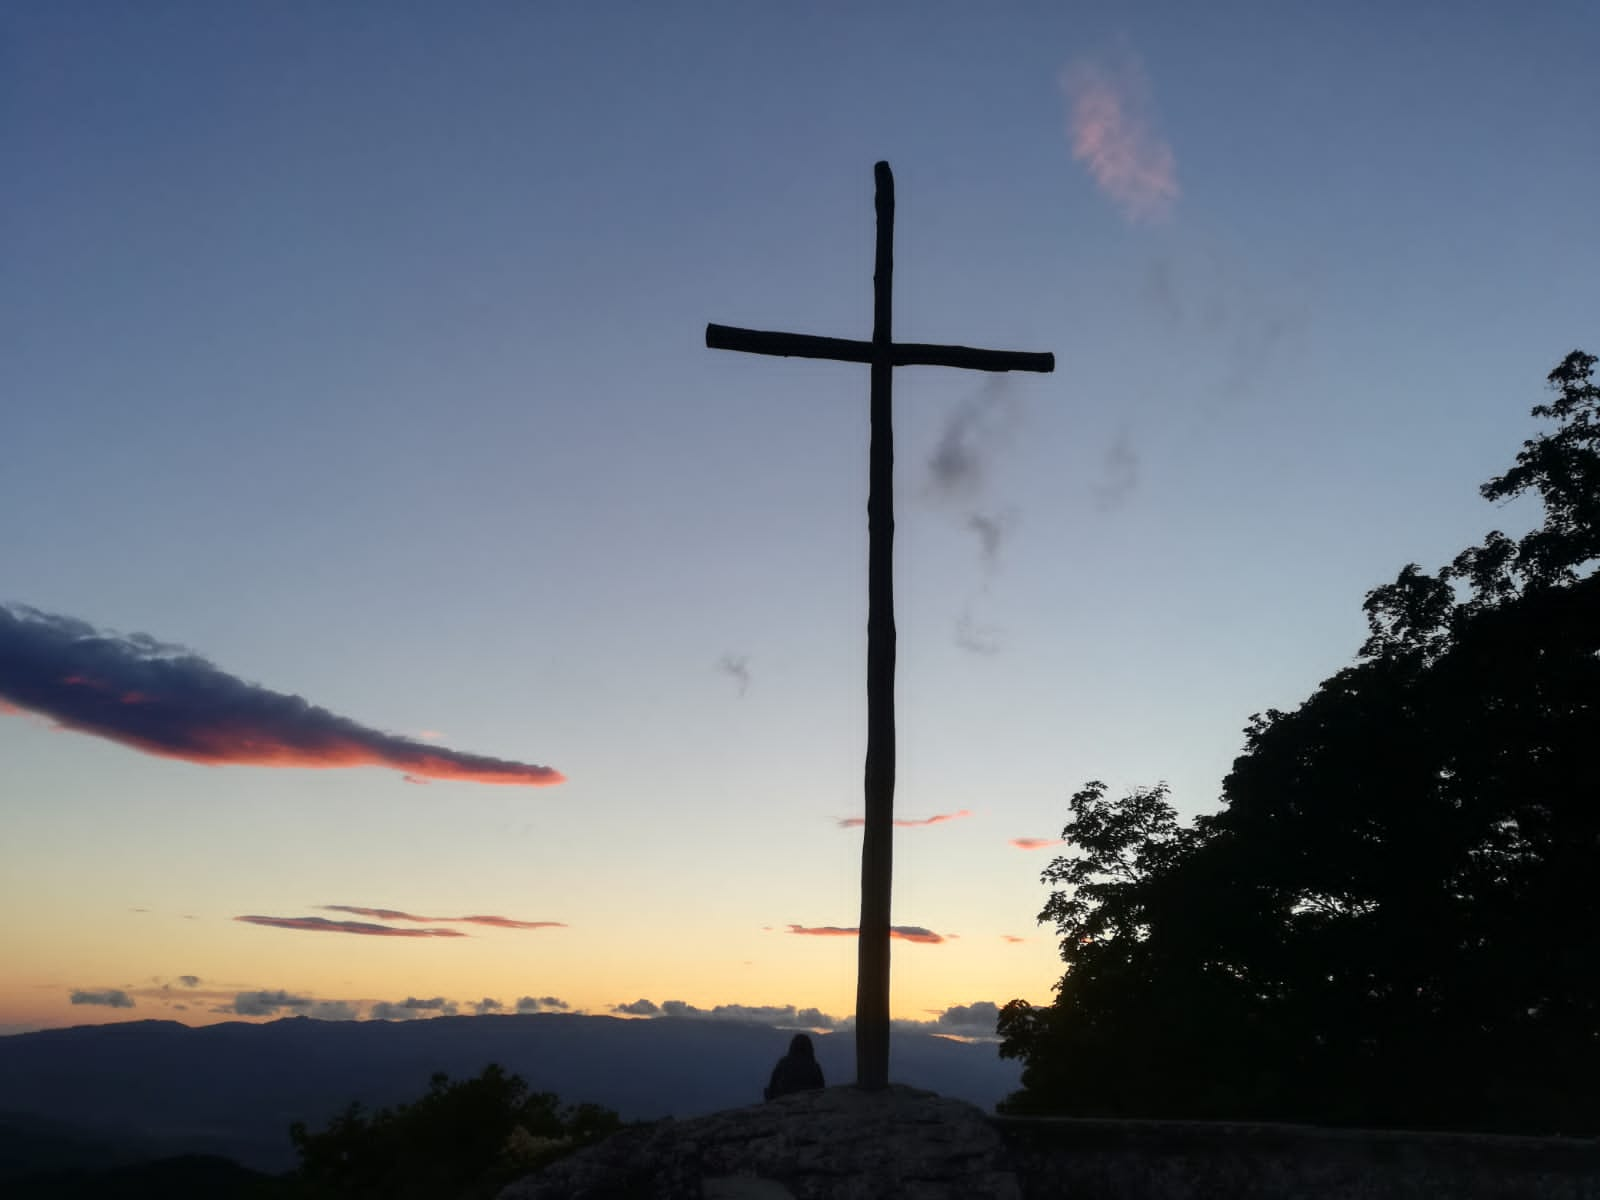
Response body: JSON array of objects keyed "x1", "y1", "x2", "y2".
[{"x1": 2, "y1": 1, "x2": 1596, "y2": 1035}]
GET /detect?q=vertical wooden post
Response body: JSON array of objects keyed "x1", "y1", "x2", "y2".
[
  {"x1": 705, "y1": 160, "x2": 1052, "y2": 1093},
  {"x1": 856, "y1": 160, "x2": 896, "y2": 1091}
]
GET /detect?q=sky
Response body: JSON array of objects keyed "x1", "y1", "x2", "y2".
[{"x1": 3, "y1": 2, "x2": 1597, "y2": 1040}]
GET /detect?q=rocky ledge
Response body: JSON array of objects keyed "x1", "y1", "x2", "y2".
[{"x1": 497, "y1": 1084, "x2": 1021, "y2": 1200}]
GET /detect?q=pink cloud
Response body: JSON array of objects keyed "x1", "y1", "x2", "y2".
[
  {"x1": 836, "y1": 809, "x2": 973, "y2": 830},
  {"x1": 1009, "y1": 837, "x2": 1063, "y2": 850},
  {"x1": 1061, "y1": 53, "x2": 1178, "y2": 223},
  {"x1": 1001, "y1": 935, "x2": 1027, "y2": 944}
]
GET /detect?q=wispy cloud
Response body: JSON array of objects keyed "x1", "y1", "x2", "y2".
[
  {"x1": 902, "y1": 809, "x2": 972, "y2": 827},
  {"x1": 1009, "y1": 837, "x2": 1063, "y2": 851},
  {"x1": 924, "y1": 383, "x2": 1024, "y2": 653},
  {"x1": 456, "y1": 915, "x2": 565, "y2": 930},
  {"x1": 1061, "y1": 51, "x2": 1179, "y2": 223},
  {"x1": 473, "y1": 998, "x2": 503, "y2": 1014},
  {"x1": 70, "y1": 988, "x2": 134, "y2": 1008},
  {"x1": 966, "y1": 511, "x2": 1014, "y2": 569},
  {"x1": 1141, "y1": 250, "x2": 1312, "y2": 406},
  {"x1": 785, "y1": 924, "x2": 948, "y2": 945},
  {"x1": 0, "y1": 603, "x2": 563, "y2": 787},
  {"x1": 715, "y1": 653, "x2": 751, "y2": 697},
  {"x1": 954, "y1": 609, "x2": 1002, "y2": 656},
  {"x1": 1001, "y1": 935, "x2": 1027, "y2": 944},
  {"x1": 235, "y1": 915, "x2": 466, "y2": 937},
  {"x1": 1093, "y1": 429, "x2": 1140, "y2": 511},
  {"x1": 320, "y1": 905, "x2": 565, "y2": 931},
  {"x1": 836, "y1": 809, "x2": 972, "y2": 830},
  {"x1": 178, "y1": 975, "x2": 202, "y2": 987},
  {"x1": 926, "y1": 383, "x2": 1019, "y2": 503},
  {"x1": 319, "y1": 905, "x2": 441, "y2": 922},
  {"x1": 785, "y1": 924, "x2": 857, "y2": 938}
]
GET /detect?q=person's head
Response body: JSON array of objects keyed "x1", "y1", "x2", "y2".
[{"x1": 788, "y1": 1033, "x2": 815, "y2": 1060}]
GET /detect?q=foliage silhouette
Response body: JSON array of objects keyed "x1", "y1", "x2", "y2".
[
  {"x1": 1000, "y1": 351, "x2": 1600, "y2": 1133},
  {"x1": 7, "y1": 1154, "x2": 292, "y2": 1200},
  {"x1": 287, "y1": 1064, "x2": 620, "y2": 1200}
]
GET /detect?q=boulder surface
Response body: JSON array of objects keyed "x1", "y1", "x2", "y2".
[{"x1": 497, "y1": 1084, "x2": 1021, "y2": 1200}]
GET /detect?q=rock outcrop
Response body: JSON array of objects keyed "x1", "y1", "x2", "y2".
[{"x1": 497, "y1": 1084, "x2": 1021, "y2": 1200}]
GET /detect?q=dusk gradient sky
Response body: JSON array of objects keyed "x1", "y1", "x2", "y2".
[{"x1": 4, "y1": 2, "x2": 1597, "y2": 1037}]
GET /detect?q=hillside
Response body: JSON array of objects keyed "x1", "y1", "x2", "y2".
[{"x1": 0, "y1": 1014, "x2": 1020, "y2": 1171}]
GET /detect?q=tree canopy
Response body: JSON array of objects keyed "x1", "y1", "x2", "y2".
[
  {"x1": 287, "y1": 1064, "x2": 621, "y2": 1200},
  {"x1": 1000, "y1": 351, "x2": 1600, "y2": 1134}
]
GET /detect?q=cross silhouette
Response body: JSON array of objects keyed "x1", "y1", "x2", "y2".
[{"x1": 706, "y1": 161, "x2": 1055, "y2": 1090}]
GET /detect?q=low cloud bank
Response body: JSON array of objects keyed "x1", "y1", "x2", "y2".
[
  {"x1": 516, "y1": 996, "x2": 569, "y2": 1013},
  {"x1": 224, "y1": 990, "x2": 358, "y2": 1020},
  {"x1": 607, "y1": 998, "x2": 1002, "y2": 1040}
]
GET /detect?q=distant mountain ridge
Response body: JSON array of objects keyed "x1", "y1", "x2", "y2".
[{"x1": 0, "y1": 1013, "x2": 1020, "y2": 1171}]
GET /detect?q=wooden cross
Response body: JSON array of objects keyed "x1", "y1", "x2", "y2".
[{"x1": 706, "y1": 161, "x2": 1054, "y2": 1090}]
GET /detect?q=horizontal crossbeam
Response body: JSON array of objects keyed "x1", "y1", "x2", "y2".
[{"x1": 705, "y1": 323, "x2": 1054, "y2": 374}]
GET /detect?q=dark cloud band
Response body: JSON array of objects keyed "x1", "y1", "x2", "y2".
[{"x1": 0, "y1": 603, "x2": 563, "y2": 787}]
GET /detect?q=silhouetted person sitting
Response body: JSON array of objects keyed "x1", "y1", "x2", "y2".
[{"x1": 764, "y1": 1033, "x2": 825, "y2": 1101}]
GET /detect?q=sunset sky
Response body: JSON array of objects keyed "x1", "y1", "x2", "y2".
[{"x1": 4, "y1": 3, "x2": 1597, "y2": 1039}]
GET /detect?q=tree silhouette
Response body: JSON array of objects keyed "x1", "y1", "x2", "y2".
[
  {"x1": 1000, "y1": 350, "x2": 1600, "y2": 1133},
  {"x1": 288, "y1": 1064, "x2": 620, "y2": 1200}
]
